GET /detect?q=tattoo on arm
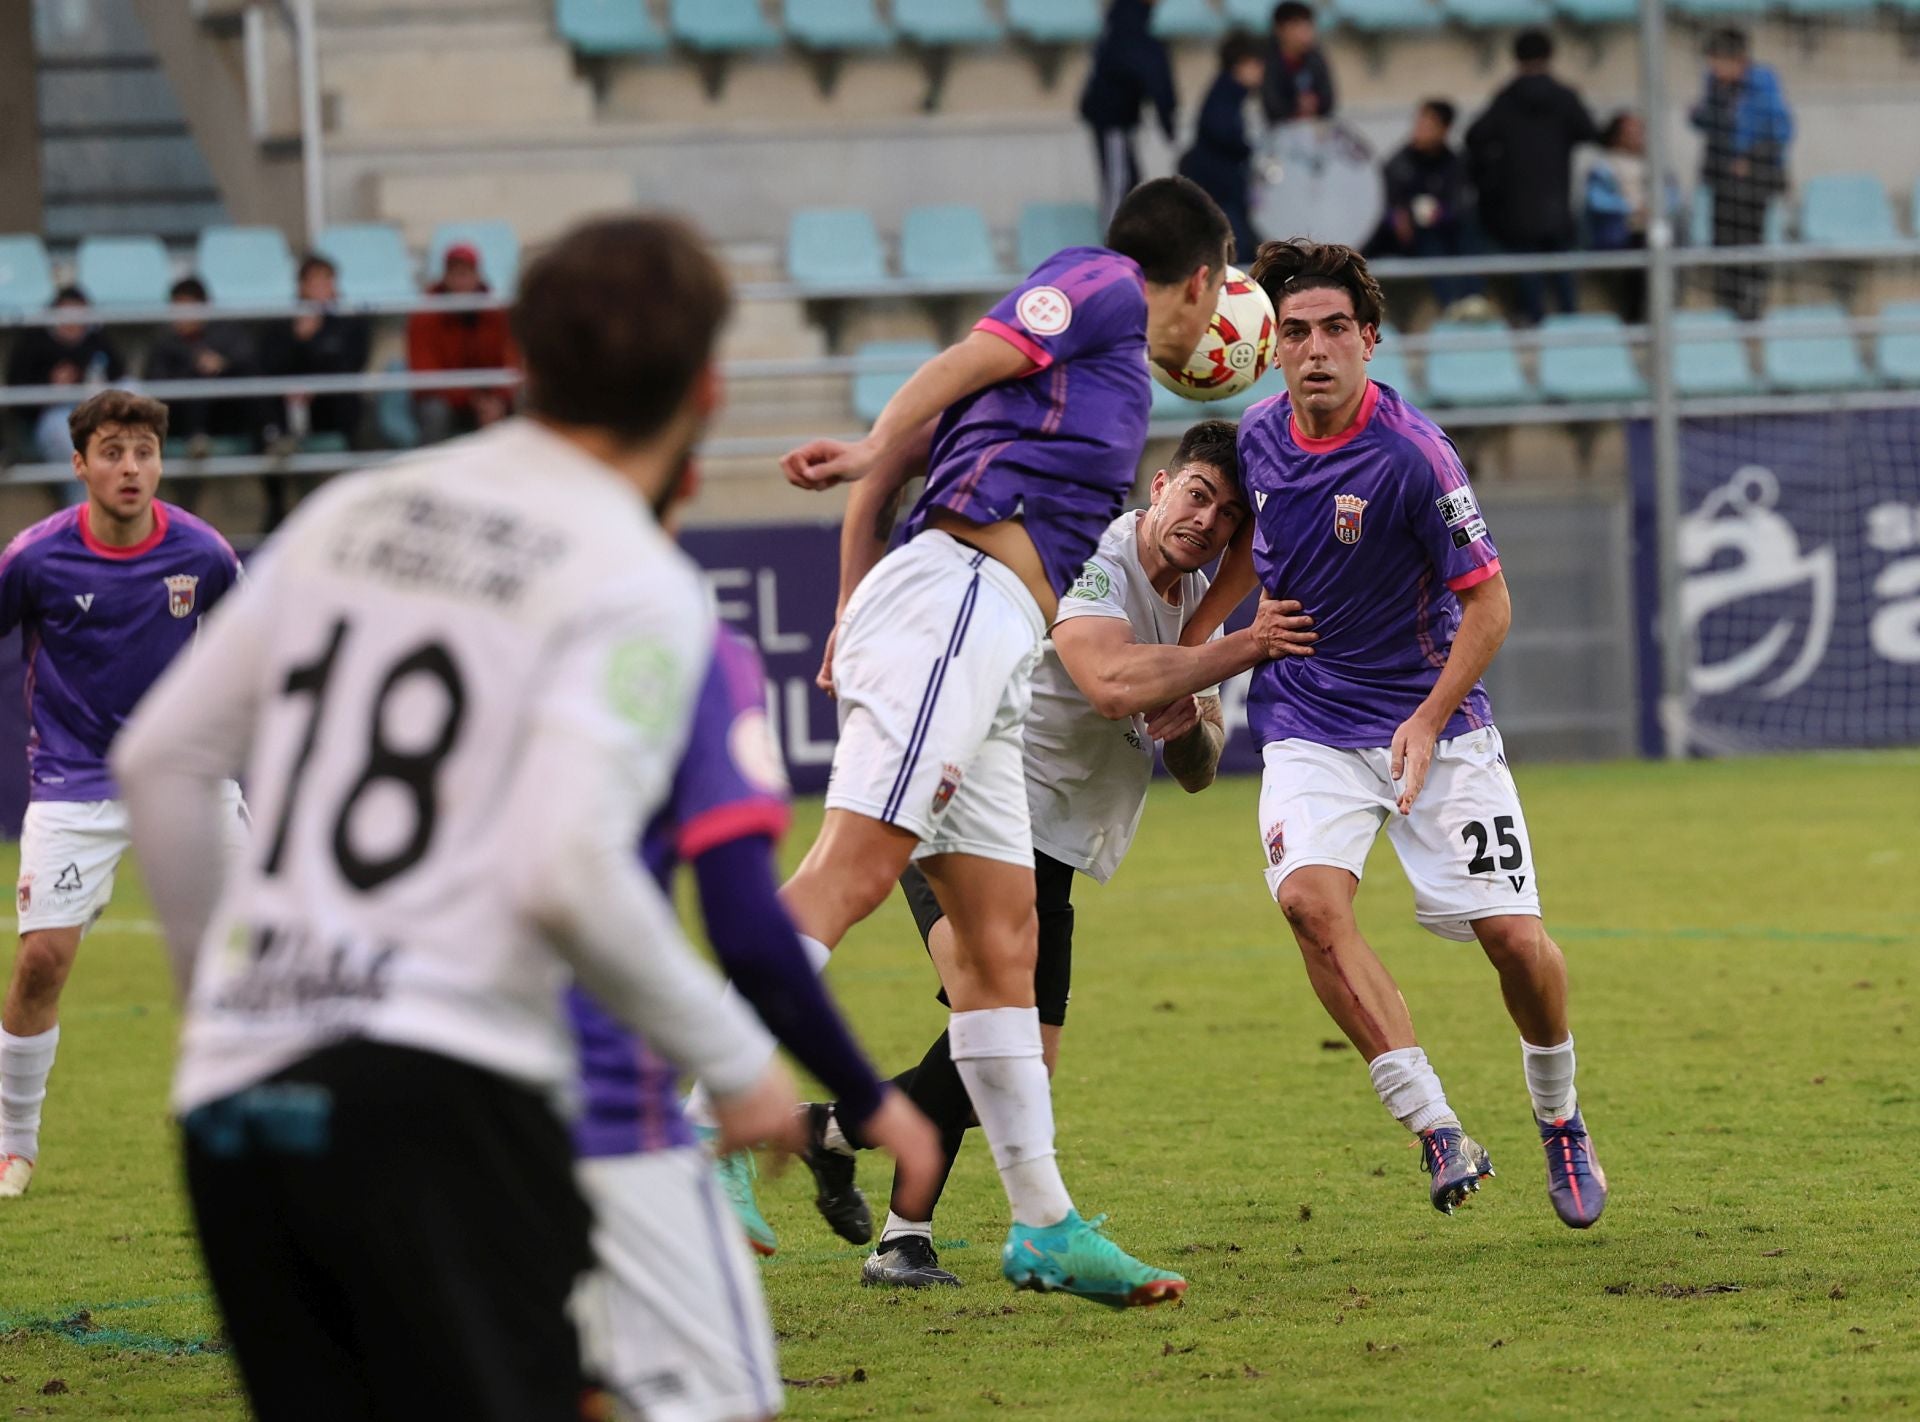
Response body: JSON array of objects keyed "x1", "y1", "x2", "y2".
[{"x1": 1163, "y1": 697, "x2": 1226, "y2": 791}]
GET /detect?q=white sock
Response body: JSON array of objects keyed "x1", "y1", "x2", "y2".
[
  {"x1": 948, "y1": 1007, "x2": 1073, "y2": 1228},
  {"x1": 881, "y1": 1211, "x2": 933, "y2": 1244},
  {"x1": 1368, "y1": 1045, "x2": 1459, "y2": 1135},
  {"x1": 683, "y1": 937, "x2": 833, "y2": 1131},
  {"x1": 1522, "y1": 1036, "x2": 1577, "y2": 1122},
  {"x1": 1, "y1": 1026, "x2": 60, "y2": 1162}
]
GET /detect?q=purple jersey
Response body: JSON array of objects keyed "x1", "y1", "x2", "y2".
[
  {"x1": 902, "y1": 246, "x2": 1151, "y2": 597},
  {"x1": 0, "y1": 501, "x2": 240, "y2": 802},
  {"x1": 1240, "y1": 380, "x2": 1501, "y2": 749},
  {"x1": 567, "y1": 628, "x2": 790, "y2": 1159}
]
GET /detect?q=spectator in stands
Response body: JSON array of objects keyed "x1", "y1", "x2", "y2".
[
  {"x1": 1261, "y1": 1, "x2": 1335, "y2": 124},
  {"x1": 5, "y1": 286, "x2": 124, "y2": 465},
  {"x1": 1180, "y1": 31, "x2": 1266, "y2": 263},
  {"x1": 144, "y1": 277, "x2": 265, "y2": 453},
  {"x1": 407, "y1": 243, "x2": 516, "y2": 444},
  {"x1": 1582, "y1": 111, "x2": 1665, "y2": 324},
  {"x1": 1465, "y1": 29, "x2": 1600, "y2": 326},
  {"x1": 1079, "y1": 0, "x2": 1177, "y2": 230},
  {"x1": 1368, "y1": 98, "x2": 1483, "y2": 311},
  {"x1": 261, "y1": 253, "x2": 372, "y2": 449},
  {"x1": 1691, "y1": 27, "x2": 1791, "y2": 321}
]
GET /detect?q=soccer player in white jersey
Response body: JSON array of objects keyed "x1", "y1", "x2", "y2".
[
  {"x1": 1186, "y1": 239, "x2": 1607, "y2": 1228},
  {"x1": 113, "y1": 217, "x2": 803, "y2": 1420},
  {"x1": 0, "y1": 389, "x2": 247, "y2": 1199},
  {"x1": 800, "y1": 420, "x2": 1317, "y2": 1287}
]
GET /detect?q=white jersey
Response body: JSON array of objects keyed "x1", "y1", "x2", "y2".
[
  {"x1": 1025, "y1": 511, "x2": 1220, "y2": 884},
  {"x1": 114, "y1": 420, "x2": 774, "y2": 1116}
]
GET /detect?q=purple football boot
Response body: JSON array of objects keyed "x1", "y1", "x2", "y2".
[
  {"x1": 1538, "y1": 1109, "x2": 1608, "y2": 1228},
  {"x1": 1419, "y1": 1125, "x2": 1495, "y2": 1214}
]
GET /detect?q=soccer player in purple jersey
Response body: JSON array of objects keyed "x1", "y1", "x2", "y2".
[
  {"x1": 1186, "y1": 240, "x2": 1606, "y2": 1228},
  {"x1": 0, "y1": 389, "x2": 246, "y2": 1199},
  {"x1": 770, "y1": 178, "x2": 1231, "y2": 1308}
]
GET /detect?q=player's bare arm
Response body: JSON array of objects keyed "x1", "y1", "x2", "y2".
[
  {"x1": 1053, "y1": 614, "x2": 1275, "y2": 721},
  {"x1": 1390, "y1": 571, "x2": 1512, "y2": 814},
  {"x1": 1159, "y1": 694, "x2": 1227, "y2": 792}
]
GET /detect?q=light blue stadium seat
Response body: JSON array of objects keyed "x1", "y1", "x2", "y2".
[
  {"x1": 1151, "y1": 368, "x2": 1273, "y2": 421},
  {"x1": 1153, "y1": 0, "x2": 1228, "y2": 37},
  {"x1": 316, "y1": 224, "x2": 417, "y2": 304},
  {"x1": 556, "y1": 0, "x2": 667, "y2": 53},
  {"x1": 1005, "y1": 0, "x2": 1103, "y2": 43},
  {"x1": 1554, "y1": 0, "x2": 1636, "y2": 21},
  {"x1": 1877, "y1": 300, "x2": 1920, "y2": 387},
  {"x1": 75, "y1": 235, "x2": 172, "y2": 310},
  {"x1": 375, "y1": 358, "x2": 423, "y2": 449},
  {"x1": 429, "y1": 221, "x2": 521, "y2": 296},
  {"x1": 1367, "y1": 329, "x2": 1425, "y2": 403},
  {"x1": 785, "y1": 0, "x2": 894, "y2": 48},
  {"x1": 0, "y1": 235, "x2": 55, "y2": 314},
  {"x1": 197, "y1": 225, "x2": 297, "y2": 307},
  {"x1": 788, "y1": 207, "x2": 887, "y2": 287},
  {"x1": 1688, "y1": 187, "x2": 1787, "y2": 247},
  {"x1": 669, "y1": 0, "x2": 782, "y2": 51},
  {"x1": 1424, "y1": 319, "x2": 1535, "y2": 407},
  {"x1": 1017, "y1": 202, "x2": 1103, "y2": 272},
  {"x1": 1799, "y1": 173, "x2": 1899, "y2": 247},
  {"x1": 1537, "y1": 313, "x2": 1646, "y2": 402},
  {"x1": 1763, "y1": 304, "x2": 1871, "y2": 393},
  {"x1": 895, "y1": 0, "x2": 1004, "y2": 42},
  {"x1": 853, "y1": 340, "x2": 939, "y2": 424},
  {"x1": 1222, "y1": 0, "x2": 1276, "y2": 23},
  {"x1": 1331, "y1": 0, "x2": 1447, "y2": 32},
  {"x1": 900, "y1": 205, "x2": 1001, "y2": 282},
  {"x1": 1783, "y1": 0, "x2": 1872, "y2": 16},
  {"x1": 1669, "y1": 0, "x2": 1765, "y2": 15},
  {"x1": 1670, "y1": 310, "x2": 1758, "y2": 396},
  {"x1": 1442, "y1": 0, "x2": 1552, "y2": 26}
]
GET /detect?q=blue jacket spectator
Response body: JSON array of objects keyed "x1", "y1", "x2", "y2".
[
  {"x1": 1261, "y1": 1, "x2": 1335, "y2": 124},
  {"x1": 1179, "y1": 32, "x2": 1266, "y2": 263},
  {"x1": 1690, "y1": 27, "x2": 1791, "y2": 319},
  {"x1": 1079, "y1": 0, "x2": 1177, "y2": 228}
]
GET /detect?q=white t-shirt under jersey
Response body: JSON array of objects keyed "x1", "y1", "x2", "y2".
[
  {"x1": 115, "y1": 420, "x2": 774, "y2": 1116},
  {"x1": 1025, "y1": 510, "x2": 1220, "y2": 885}
]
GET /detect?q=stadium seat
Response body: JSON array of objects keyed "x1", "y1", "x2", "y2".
[
  {"x1": 787, "y1": 207, "x2": 887, "y2": 287},
  {"x1": 1442, "y1": 0, "x2": 1552, "y2": 27},
  {"x1": 196, "y1": 225, "x2": 297, "y2": 307},
  {"x1": 428, "y1": 222, "x2": 520, "y2": 296},
  {"x1": 0, "y1": 234, "x2": 54, "y2": 315},
  {"x1": 1688, "y1": 188, "x2": 1787, "y2": 247},
  {"x1": 785, "y1": 0, "x2": 894, "y2": 49},
  {"x1": 1668, "y1": 0, "x2": 1765, "y2": 15},
  {"x1": 1423, "y1": 319, "x2": 1535, "y2": 407},
  {"x1": 1330, "y1": 0, "x2": 1447, "y2": 33},
  {"x1": 1798, "y1": 174, "x2": 1899, "y2": 248},
  {"x1": 1782, "y1": 0, "x2": 1873, "y2": 16},
  {"x1": 900, "y1": 205, "x2": 1002, "y2": 282},
  {"x1": 853, "y1": 340, "x2": 939, "y2": 423},
  {"x1": 1368, "y1": 328, "x2": 1425, "y2": 403},
  {"x1": 1152, "y1": 0, "x2": 1228, "y2": 38},
  {"x1": 315, "y1": 224, "x2": 418, "y2": 304},
  {"x1": 1554, "y1": 0, "x2": 1637, "y2": 22},
  {"x1": 74, "y1": 235, "x2": 172, "y2": 310},
  {"x1": 1017, "y1": 202, "x2": 1103, "y2": 272},
  {"x1": 1670, "y1": 310, "x2": 1758, "y2": 397},
  {"x1": 1222, "y1": 0, "x2": 1277, "y2": 22},
  {"x1": 1536, "y1": 313, "x2": 1646, "y2": 402},
  {"x1": 374, "y1": 358, "x2": 423, "y2": 449},
  {"x1": 895, "y1": 0, "x2": 1004, "y2": 43},
  {"x1": 1876, "y1": 300, "x2": 1920, "y2": 387},
  {"x1": 669, "y1": 0, "x2": 782, "y2": 51},
  {"x1": 1762, "y1": 304, "x2": 1872, "y2": 393},
  {"x1": 1005, "y1": 0, "x2": 1104, "y2": 44},
  {"x1": 555, "y1": 0, "x2": 667, "y2": 54}
]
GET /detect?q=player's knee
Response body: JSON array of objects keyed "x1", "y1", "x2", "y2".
[
  {"x1": 1476, "y1": 917, "x2": 1547, "y2": 971},
  {"x1": 11, "y1": 933, "x2": 77, "y2": 1003},
  {"x1": 1277, "y1": 880, "x2": 1346, "y2": 944}
]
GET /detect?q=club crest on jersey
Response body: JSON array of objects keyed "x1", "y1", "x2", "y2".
[
  {"x1": 931, "y1": 763, "x2": 965, "y2": 816},
  {"x1": 1333, "y1": 494, "x2": 1368, "y2": 546},
  {"x1": 163, "y1": 573, "x2": 200, "y2": 619}
]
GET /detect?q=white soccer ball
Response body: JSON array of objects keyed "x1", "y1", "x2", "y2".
[{"x1": 1150, "y1": 266, "x2": 1276, "y2": 403}]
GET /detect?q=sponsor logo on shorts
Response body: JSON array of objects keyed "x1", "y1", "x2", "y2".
[
  {"x1": 1067, "y1": 563, "x2": 1112, "y2": 601},
  {"x1": 53, "y1": 862, "x2": 83, "y2": 895},
  {"x1": 1435, "y1": 488, "x2": 1480, "y2": 527},
  {"x1": 1333, "y1": 494, "x2": 1368, "y2": 546},
  {"x1": 1450, "y1": 516, "x2": 1490, "y2": 548},
  {"x1": 931, "y1": 763, "x2": 964, "y2": 816},
  {"x1": 15, "y1": 875, "x2": 30, "y2": 915},
  {"x1": 1016, "y1": 285, "x2": 1072, "y2": 337},
  {"x1": 1265, "y1": 822, "x2": 1286, "y2": 866},
  {"x1": 164, "y1": 573, "x2": 200, "y2": 619}
]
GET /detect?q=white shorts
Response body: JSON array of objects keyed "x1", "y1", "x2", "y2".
[
  {"x1": 15, "y1": 785, "x2": 250, "y2": 934},
  {"x1": 826, "y1": 530, "x2": 1046, "y2": 867},
  {"x1": 575, "y1": 1150, "x2": 782, "y2": 1422},
  {"x1": 1257, "y1": 726, "x2": 1542, "y2": 941}
]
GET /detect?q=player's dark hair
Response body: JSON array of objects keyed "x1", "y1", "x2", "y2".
[
  {"x1": 69, "y1": 388, "x2": 168, "y2": 454},
  {"x1": 1420, "y1": 97, "x2": 1457, "y2": 130},
  {"x1": 1271, "y1": 1, "x2": 1313, "y2": 27},
  {"x1": 1219, "y1": 29, "x2": 1264, "y2": 68},
  {"x1": 513, "y1": 214, "x2": 732, "y2": 445},
  {"x1": 170, "y1": 276, "x2": 208, "y2": 303},
  {"x1": 1107, "y1": 177, "x2": 1234, "y2": 283},
  {"x1": 1704, "y1": 25, "x2": 1748, "y2": 57},
  {"x1": 296, "y1": 253, "x2": 336, "y2": 284},
  {"x1": 1514, "y1": 28, "x2": 1553, "y2": 64},
  {"x1": 1171, "y1": 418, "x2": 1241, "y2": 490},
  {"x1": 1250, "y1": 238, "x2": 1387, "y2": 333}
]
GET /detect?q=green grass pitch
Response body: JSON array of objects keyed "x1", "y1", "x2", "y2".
[{"x1": 0, "y1": 751, "x2": 1915, "y2": 1419}]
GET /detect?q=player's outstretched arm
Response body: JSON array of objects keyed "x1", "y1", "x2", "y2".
[
  {"x1": 1053, "y1": 604, "x2": 1311, "y2": 722},
  {"x1": 1391, "y1": 571, "x2": 1512, "y2": 814}
]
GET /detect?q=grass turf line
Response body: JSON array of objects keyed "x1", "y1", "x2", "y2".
[{"x1": 0, "y1": 752, "x2": 1914, "y2": 1418}]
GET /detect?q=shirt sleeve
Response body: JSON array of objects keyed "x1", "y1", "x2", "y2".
[
  {"x1": 1403, "y1": 431, "x2": 1501, "y2": 593},
  {"x1": 670, "y1": 634, "x2": 791, "y2": 862},
  {"x1": 1050, "y1": 553, "x2": 1133, "y2": 629},
  {"x1": 975, "y1": 258, "x2": 1144, "y2": 376}
]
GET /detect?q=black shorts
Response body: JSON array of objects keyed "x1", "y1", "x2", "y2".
[
  {"x1": 181, "y1": 1040, "x2": 594, "y2": 1422},
  {"x1": 899, "y1": 850, "x2": 1076, "y2": 1026}
]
